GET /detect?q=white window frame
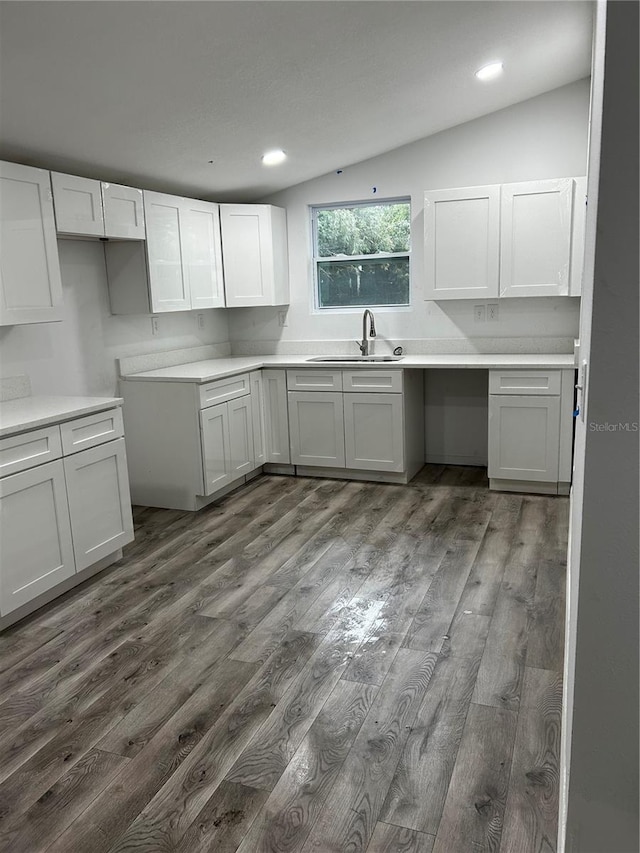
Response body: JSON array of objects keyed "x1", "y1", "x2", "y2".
[{"x1": 311, "y1": 197, "x2": 411, "y2": 312}]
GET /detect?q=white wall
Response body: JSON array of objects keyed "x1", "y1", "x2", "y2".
[
  {"x1": 564, "y1": 2, "x2": 639, "y2": 850},
  {"x1": 227, "y1": 79, "x2": 589, "y2": 353},
  {"x1": 0, "y1": 240, "x2": 230, "y2": 397}
]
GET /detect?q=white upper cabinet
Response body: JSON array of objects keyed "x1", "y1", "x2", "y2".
[
  {"x1": 424, "y1": 185, "x2": 500, "y2": 300},
  {"x1": 499, "y1": 178, "x2": 573, "y2": 298},
  {"x1": 52, "y1": 172, "x2": 145, "y2": 240},
  {"x1": 570, "y1": 176, "x2": 587, "y2": 297},
  {"x1": 106, "y1": 191, "x2": 224, "y2": 314},
  {"x1": 51, "y1": 172, "x2": 104, "y2": 237},
  {"x1": 181, "y1": 198, "x2": 225, "y2": 309},
  {"x1": 144, "y1": 190, "x2": 191, "y2": 312},
  {"x1": 424, "y1": 177, "x2": 586, "y2": 300},
  {"x1": 102, "y1": 182, "x2": 145, "y2": 239},
  {"x1": 220, "y1": 204, "x2": 289, "y2": 307},
  {"x1": 0, "y1": 161, "x2": 64, "y2": 326}
]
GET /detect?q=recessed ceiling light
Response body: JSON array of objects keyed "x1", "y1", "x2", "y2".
[
  {"x1": 475, "y1": 62, "x2": 504, "y2": 81},
  {"x1": 262, "y1": 149, "x2": 287, "y2": 166}
]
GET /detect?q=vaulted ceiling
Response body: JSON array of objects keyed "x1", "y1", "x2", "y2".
[{"x1": 0, "y1": 1, "x2": 593, "y2": 201}]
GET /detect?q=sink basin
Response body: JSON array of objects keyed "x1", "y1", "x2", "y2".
[{"x1": 306, "y1": 355, "x2": 404, "y2": 363}]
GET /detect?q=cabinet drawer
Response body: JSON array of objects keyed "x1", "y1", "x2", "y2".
[
  {"x1": 0, "y1": 426, "x2": 62, "y2": 478},
  {"x1": 489, "y1": 370, "x2": 561, "y2": 396},
  {"x1": 199, "y1": 374, "x2": 250, "y2": 408},
  {"x1": 342, "y1": 370, "x2": 403, "y2": 393},
  {"x1": 60, "y1": 408, "x2": 124, "y2": 455},
  {"x1": 287, "y1": 370, "x2": 343, "y2": 392}
]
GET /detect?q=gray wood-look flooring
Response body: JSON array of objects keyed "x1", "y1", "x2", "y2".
[{"x1": 0, "y1": 466, "x2": 567, "y2": 853}]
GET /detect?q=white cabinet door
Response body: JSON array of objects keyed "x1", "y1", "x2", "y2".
[
  {"x1": 200, "y1": 402, "x2": 233, "y2": 495},
  {"x1": 63, "y1": 438, "x2": 134, "y2": 572},
  {"x1": 51, "y1": 172, "x2": 104, "y2": 237},
  {"x1": 570, "y1": 176, "x2": 587, "y2": 297},
  {"x1": 263, "y1": 369, "x2": 290, "y2": 464},
  {"x1": 0, "y1": 460, "x2": 75, "y2": 614},
  {"x1": 144, "y1": 190, "x2": 191, "y2": 312},
  {"x1": 500, "y1": 178, "x2": 573, "y2": 297},
  {"x1": 250, "y1": 371, "x2": 266, "y2": 467},
  {"x1": 488, "y1": 395, "x2": 560, "y2": 482},
  {"x1": 220, "y1": 204, "x2": 289, "y2": 307},
  {"x1": 424, "y1": 185, "x2": 500, "y2": 300},
  {"x1": 0, "y1": 161, "x2": 64, "y2": 326},
  {"x1": 288, "y1": 391, "x2": 345, "y2": 468},
  {"x1": 182, "y1": 198, "x2": 225, "y2": 309},
  {"x1": 344, "y1": 392, "x2": 404, "y2": 472},
  {"x1": 102, "y1": 183, "x2": 145, "y2": 240},
  {"x1": 228, "y1": 396, "x2": 254, "y2": 478}
]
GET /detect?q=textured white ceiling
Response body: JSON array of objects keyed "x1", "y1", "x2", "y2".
[{"x1": 0, "y1": 1, "x2": 593, "y2": 201}]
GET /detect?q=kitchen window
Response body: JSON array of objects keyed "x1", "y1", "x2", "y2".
[{"x1": 312, "y1": 198, "x2": 411, "y2": 309}]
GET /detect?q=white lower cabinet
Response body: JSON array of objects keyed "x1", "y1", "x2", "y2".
[
  {"x1": 488, "y1": 395, "x2": 560, "y2": 482},
  {"x1": 488, "y1": 369, "x2": 574, "y2": 494},
  {"x1": 200, "y1": 394, "x2": 254, "y2": 495},
  {"x1": 0, "y1": 406, "x2": 134, "y2": 624},
  {"x1": 250, "y1": 371, "x2": 266, "y2": 467},
  {"x1": 284, "y1": 369, "x2": 424, "y2": 482},
  {"x1": 121, "y1": 373, "x2": 260, "y2": 510},
  {"x1": 63, "y1": 438, "x2": 134, "y2": 571},
  {"x1": 200, "y1": 402, "x2": 233, "y2": 495},
  {"x1": 344, "y1": 392, "x2": 404, "y2": 472},
  {"x1": 0, "y1": 460, "x2": 75, "y2": 614},
  {"x1": 288, "y1": 391, "x2": 345, "y2": 468},
  {"x1": 262, "y1": 370, "x2": 290, "y2": 465},
  {"x1": 228, "y1": 396, "x2": 254, "y2": 477}
]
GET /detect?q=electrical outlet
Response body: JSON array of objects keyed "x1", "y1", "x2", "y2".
[
  {"x1": 474, "y1": 305, "x2": 486, "y2": 323},
  {"x1": 197, "y1": 313, "x2": 205, "y2": 330},
  {"x1": 151, "y1": 315, "x2": 159, "y2": 335},
  {"x1": 278, "y1": 310, "x2": 288, "y2": 327},
  {"x1": 487, "y1": 303, "x2": 499, "y2": 322}
]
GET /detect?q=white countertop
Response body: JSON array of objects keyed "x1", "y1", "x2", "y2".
[
  {"x1": 121, "y1": 353, "x2": 576, "y2": 383},
  {"x1": 0, "y1": 395, "x2": 123, "y2": 438}
]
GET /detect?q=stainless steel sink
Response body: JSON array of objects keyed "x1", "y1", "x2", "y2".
[{"x1": 306, "y1": 355, "x2": 404, "y2": 363}]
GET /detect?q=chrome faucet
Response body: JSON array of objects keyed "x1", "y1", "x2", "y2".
[{"x1": 357, "y1": 309, "x2": 377, "y2": 356}]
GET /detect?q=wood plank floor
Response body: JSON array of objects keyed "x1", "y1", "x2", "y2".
[{"x1": 0, "y1": 466, "x2": 568, "y2": 853}]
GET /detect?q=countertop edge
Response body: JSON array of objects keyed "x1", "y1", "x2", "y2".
[
  {"x1": 120, "y1": 355, "x2": 576, "y2": 384},
  {"x1": 0, "y1": 397, "x2": 124, "y2": 438}
]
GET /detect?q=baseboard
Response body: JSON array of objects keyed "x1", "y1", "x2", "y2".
[
  {"x1": 426, "y1": 454, "x2": 488, "y2": 467},
  {"x1": 295, "y1": 465, "x2": 409, "y2": 485},
  {"x1": 489, "y1": 478, "x2": 563, "y2": 496},
  {"x1": 263, "y1": 463, "x2": 296, "y2": 476}
]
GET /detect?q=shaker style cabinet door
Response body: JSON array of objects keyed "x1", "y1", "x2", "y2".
[
  {"x1": 144, "y1": 190, "x2": 191, "y2": 312},
  {"x1": 499, "y1": 178, "x2": 573, "y2": 297},
  {"x1": 200, "y1": 402, "x2": 233, "y2": 495},
  {"x1": 220, "y1": 204, "x2": 289, "y2": 307},
  {"x1": 250, "y1": 371, "x2": 266, "y2": 467},
  {"x1": 0, "y1": 460, "x2": 75, "y2": 614},
  {"x1": 228, "y1": 396, "x2": 254, "y2": 478},
  {"x1": 262, "y1": 369, "x2": 290, "y2": 464},
  {"x1": 488, "y1": 395, "x2": 561, "y2": 482},
  {"x1": 288, "y1": 391, "x2": 345, "y2": 468},
  {"x1": 51, "y1": 172, "x2": 104, "y2": 237},
  {"x1": 424, "y1": 185, "x2": 500, "y2": 300},
  {"x1": 181, "y1": 198, "x2": 225, "y2": 309},
  {"x1": 0, "y1": 161, "x2": 64, "y2": 325},
  {"x1": 343, "y1": 392, "x2": 404, "y2": 472},
  {"x1": 63, "y1": 438, "x2": 134, "y2": 572},
  {"x1": 102, "y1": 182, "x2": 145, "y2": 240}
]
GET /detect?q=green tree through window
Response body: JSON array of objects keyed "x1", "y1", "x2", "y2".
[{"x1": 313, "y1": 200, "x2": 410, "y2": 308}]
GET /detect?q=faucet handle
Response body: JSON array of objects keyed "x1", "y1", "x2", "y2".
[{"x1": 355, "y1": 340, "x2": 365, "y2": 354}]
